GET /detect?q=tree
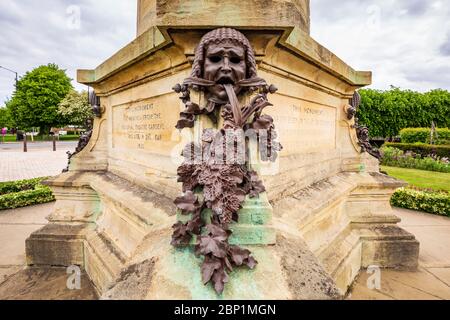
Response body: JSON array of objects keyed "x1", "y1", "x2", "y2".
[
  {"x1": 58, "y1": 90, "x2": 93, "y2": 127},
  {"x1": 0, "y1": 107, "x2": 13, "y2": 129},
  {"x1": 6, "y1": 63, "x2": 73, "y2": 135}
]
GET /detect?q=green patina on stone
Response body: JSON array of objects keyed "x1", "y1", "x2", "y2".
[
  {"x1": 163, "y1": 246, "x2": 280, "y2": 299},
  {"x1": 359, "y1": 164, "x2": 366, "y2": 173},
  {"x1": 176, "y1": 193, "x2": 275, "y2": 245}
]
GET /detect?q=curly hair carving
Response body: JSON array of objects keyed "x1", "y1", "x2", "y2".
[{"x1": 190, "y1": 28, "x2": 258, "y2": 80}]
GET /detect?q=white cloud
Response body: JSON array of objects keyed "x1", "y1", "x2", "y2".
[
  {"x1": 0, "y1": 0, "x2": 136, "y2": 105},
  {"x1": 1, "y1": 0, "x2": 449, "y2": 105},
  {"x1": 310, "y1": 0, "x2": 450, "y2": 91}
]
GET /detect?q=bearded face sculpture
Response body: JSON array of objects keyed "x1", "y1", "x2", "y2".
[
  {"x1": 203, "y1": 41, "x2": 247, "y2": 101},
  {"x1": 171, "y1": 28, "x2": 281, "y2": 295},
  {"x1": 174, "y1": 28, "x2": 269, "y2": 130}
]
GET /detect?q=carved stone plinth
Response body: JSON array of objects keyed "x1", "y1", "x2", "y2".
[{"x1": 26, "y1": 0, "x2": 419, "y2": 299}]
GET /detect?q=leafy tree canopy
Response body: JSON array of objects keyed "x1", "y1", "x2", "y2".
[
  {"x1": 58, "y1": 90, "x2": 93, "y2": 127},
  {"x1": 5, "y1": 63, "x2": 73, "y2": 134},
  {"x1": 0, "y1": 107, "x2": 13, "y2": 129}
]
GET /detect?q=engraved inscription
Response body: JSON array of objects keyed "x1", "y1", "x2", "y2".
[
  {"x1": 112, "y1": 96, "x2": 179, "y2": 154},
  {"x1": 269, "y1": 96, "x2": 336, "y2": 154}
]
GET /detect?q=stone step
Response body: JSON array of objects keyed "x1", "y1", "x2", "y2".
[
  {"x1": 177, "y1": 193, "x2": 275, "y2": 245},
  {"x1": 354, "y1": 226, "x2": 419, "y2": 270},
  {"x1": 274, "y1": 174, "x2": 357, "y2": 253},
  {"x1": 318, "y1": 228, "x2": 361, "y2": 275},
  {"x1": 84, "y1": 230, "x2": 126, "y2": 294},
  {"x1": 88, "y1": 173, "x2": 174, "y2": 258},
  {"x1": 317, "y1": 228, "x2": 362, "y2": 294},
  {"x1": 26, "y1": 223, "x2": 92, "y2": 267},
  {"x1": 317, "y1": 225, "x2": 420, "y2": 294},
  {"x1": 91, "y1": 173, "x2": 174, "y2": 231}
]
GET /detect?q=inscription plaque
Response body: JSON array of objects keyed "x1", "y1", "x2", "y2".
[
  {"x1": 270, "y1": 96, "x2": 336, "y2": 154},
  {"x1": 112, "y1": 96, "x2": 179, "y2": 155}
]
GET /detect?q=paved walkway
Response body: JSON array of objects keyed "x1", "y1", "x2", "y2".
[
  {"x1": 0, "y1": 142, "x2": 77, "y2": 182},
  {"x1": 0, "y1": 203, "x2": 52, "y2": 284},
  {"x1": 349, "y1": 208, "x2": 450, "y2": 300},
  {"x1": 0, "y1": 203, "x2": 97, "y2": 299}
]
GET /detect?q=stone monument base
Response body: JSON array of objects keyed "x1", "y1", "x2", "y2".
[
  {"x1": 24, "y1": 1, "x2": 420, "y2": 298},
  {"x1": 26, "y1": 166, "x2": 419, "y2": 299}
]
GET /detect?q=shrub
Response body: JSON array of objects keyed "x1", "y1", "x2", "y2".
[
  {"x1": 0, "y1": 177, "x2": 45, "y2": 195},
  {"x1": 0, "y1": 178, "x2": 55, "y2": 210},
  {"x1": 391, "y1": 188, "x2": 450, "y2": 217},
  {"x1": 383, "y1": 142, "x2": 450, "y2": 158},
  {"x1": 400, "y1": 128, "x2": 450, "y2": 144},
  {"x1": 380, "y1": 146, "x2": 450, "y2": 173}
]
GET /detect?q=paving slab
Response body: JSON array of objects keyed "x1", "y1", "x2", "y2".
[
  {"x1": 350, "y1": 269, "x2": 445, "y2": 300},
  {"x1": 0, "y1": 203, "x2": 51, "y2": 267},
  {"x1": 0, "y1": 225, "x2": 46, "y2": 266},
  {"x1": 0, "y1": 266, "x2": 22, "y2": 285},
  {"x1": 0, "y1": 268, "x2": 98, "y2": 300},
  {"x1": 0, "y1": 142, "x2": 76, "y2": 182},
  {"x1": 396, "y1": 208, "x2": 450, "y2": 227},
  {"x1": 427, "y1": 268, "x2": 450, "y2": 287},
  {"x1": 406, "y1": 226, "x2": 450, "y2": 267},
  {"x1": 350, "y1": 209, "x2": 450, "y2": 300},
  {"x1": 0, "y1": 202, "x2": 52, "y2": 224}
]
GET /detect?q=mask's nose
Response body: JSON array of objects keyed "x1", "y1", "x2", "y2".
[{"x1": 221, "y1": 57, "x2": 232, "y2": 74}]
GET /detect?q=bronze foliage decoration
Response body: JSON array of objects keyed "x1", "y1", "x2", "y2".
[{"x1": 171, "y1": 28, "x2": 281, "y2": 294}]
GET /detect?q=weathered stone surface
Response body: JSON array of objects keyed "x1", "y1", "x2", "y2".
[
  {"x1": 132, "y1": 230, "x2": 340, "y2": 299},
  {"x1": 277, "y1": 235, "x2": 341, "y2": 300},
  {"x1": 101, "y1": 259, "x2": 156, "y2": 300},
  {"x1": 0, "y1": 268, "x2": 97, "y2": 300},
  {"x1": 137, "y1": 0, "x2": 311, "y2": 36},
  {"x1": 273, "y1": 172, "x2": 420, "y2": 294}
]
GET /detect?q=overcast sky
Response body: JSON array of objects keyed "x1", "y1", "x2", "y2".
[{"x1": 1, "y1": 0, "x2": 449, "y2": 105}]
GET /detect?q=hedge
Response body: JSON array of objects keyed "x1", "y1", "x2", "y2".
[
  {"x1": 391, "y1": 188, "x2": 450, "y2": 217},
  {"x1": 358, "y1": 88, "x2": 450, "y2": 138},
  {"x1": 0, "y1": 178, "x2": 55, "y2": 210},
  {"x1": 400, "y1": 128, "x2": 450, "y2": 145},
  {"x1": 383, "y1": 142, "x2": 450, "y2": 158}
]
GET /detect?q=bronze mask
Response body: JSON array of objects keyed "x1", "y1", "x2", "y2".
[{"x1": 203, "y1": 41, "x2": 247, "y2": 101}]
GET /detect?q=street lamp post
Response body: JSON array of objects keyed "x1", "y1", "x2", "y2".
[{"x1": 0, "y1": 65, "x2": 18, "y2": 87}]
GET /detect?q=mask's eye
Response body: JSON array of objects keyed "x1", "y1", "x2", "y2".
[
  {"x1": 209, "y1": 56, "x2": 222, "y2": 63},
  {"x1": 230, "y1": 57, "x2": 241, "y2": 64}
]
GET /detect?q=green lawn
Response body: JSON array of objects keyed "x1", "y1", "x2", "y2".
[
  {"x1": 0, "y1": 134, "x2": 80, "y2": 142},
  {"x1": 382, "y1": 166, "x2": 450, "y2": 192},
  {"x1": 1, "y1": 134, "x2": 17, "y2": 142}
]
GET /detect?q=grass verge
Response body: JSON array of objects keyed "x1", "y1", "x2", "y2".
[{"x1": 381, "y1": 166, "x2": 450, "y2": 192}]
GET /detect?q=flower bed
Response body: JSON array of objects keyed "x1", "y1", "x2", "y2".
[
  {"x1": 383, "y1": 142, "x2": 450, "y2": 158},
  {"x1": 381, "y1": 146, "x2": 450, "y2": 173}
]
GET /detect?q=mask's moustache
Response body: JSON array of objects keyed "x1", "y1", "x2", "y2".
[{"x1": 183, "y1": 76, "x2": 267, "y2": 88}]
